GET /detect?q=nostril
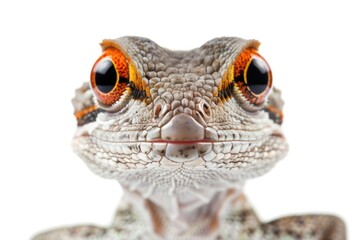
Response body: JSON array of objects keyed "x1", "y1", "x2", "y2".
[
  {"x1": 197, "y1": 101, "x2": 212, "y2": 119},
  {"x1": 154, "y1": 104, "x2": 162, "y2": 119},
  {"x1": 153, "y1": 100, "x2": 171, "y2": 121},
  {"x1": 202, "y1": 102, "x2": 211, "y2": 117}
]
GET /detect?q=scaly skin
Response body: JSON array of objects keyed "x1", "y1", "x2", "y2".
[{"x1": 33, "y1": 37, "x2": 346, "y2": 240}]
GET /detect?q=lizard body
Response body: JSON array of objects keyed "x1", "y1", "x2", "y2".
[{"x1": 33, "y1": 36, "x2": 345, "y2": 240}]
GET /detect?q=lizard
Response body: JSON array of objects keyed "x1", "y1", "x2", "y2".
[{"x1": 33, "y1": 36, "x2": 346, "y2": 240}]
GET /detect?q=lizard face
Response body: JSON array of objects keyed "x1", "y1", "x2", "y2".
[{"x1": 72, "y1": 37, "x2": 288, "y2": 192}]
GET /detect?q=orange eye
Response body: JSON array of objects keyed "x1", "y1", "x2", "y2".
[
  {"x1": 90, "y1": 48, "x2": 129, "y2": 106},
  {"x1": 234, "y1": 49, "x2": 272, "y2": 105}
]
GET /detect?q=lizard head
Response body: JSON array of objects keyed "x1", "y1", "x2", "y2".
[{"x1": 72, "y1": 36, "x2": 288, "y2": 193}]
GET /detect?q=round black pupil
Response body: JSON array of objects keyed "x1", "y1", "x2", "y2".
[
  {"x1": 95, "y1": 60, "x2": 117, "y2": 93},
  {"x1": 246, "y1": 57, "x2": 269, "y2": 95}
]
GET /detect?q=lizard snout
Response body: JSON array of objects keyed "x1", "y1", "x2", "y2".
[
  {"x1": 161, "y1": 113, "x2": 204, "y2": 142},
  {"x1": 161, "y1": 113, "x2": 205, "y2": 163}
]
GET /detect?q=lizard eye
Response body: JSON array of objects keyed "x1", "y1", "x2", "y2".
[
  {"x1": 234, "y1": 48, "x2": 272, "y2": 105},
  {"x1": 90, "y1": 47, "x2": 129, "y2": 106}
]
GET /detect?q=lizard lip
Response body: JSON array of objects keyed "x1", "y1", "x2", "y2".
[
  {"x1": 149, "y1": 140, "x2": 213, "y2": 144},
  {"x1": 149, "y1": 131, "x2": 285, "y2": 144}
]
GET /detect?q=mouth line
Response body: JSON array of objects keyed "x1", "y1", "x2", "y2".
[
  {"x1": 87, "y1": 138, "x2": 260, "y2": 144},
  {"x1": 86, "y1": 133, "x2": 284, "y2": 144},
  {"x1": 149, "y1": 139, "x2": 215, "y2": 144},
  {"x1": 75, "y1": 125, "x2": 285, "y2": 144},
  {"x1": 149, "y1": 133, "x2": 283, "y2": 144}
]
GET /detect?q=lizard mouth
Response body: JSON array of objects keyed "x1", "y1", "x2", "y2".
[
  {"x1": 149, "y1": 139, "x2": 213, "y2": 144},
  {"x1": 74, "y1": 127, "x2": 287, "y2": 171},
  {"x1": 146, "y1": 132, "x2": 284, "y2": 163},
  {"x1": 156, "y1": 113, "x2": 284, "y2": 145},
  {"x1": 74, "y1": 113, "x2": 286, "y2": 164},
  {"x1": 148, "y1": 131, "x2": 284, "y2": 144}
]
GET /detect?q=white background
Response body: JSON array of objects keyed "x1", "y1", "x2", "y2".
[{"x1": 0, "y1": 0, "x2": 359, "y2": 239}]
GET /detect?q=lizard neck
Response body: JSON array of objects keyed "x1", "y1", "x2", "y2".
[{"x1": 121, "y1": 184, "x2": 245, "y2": 238}]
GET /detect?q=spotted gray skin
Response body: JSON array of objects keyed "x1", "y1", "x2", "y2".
[{"x1": 33, "y1": 37, "x2": 346, "y2": 240}]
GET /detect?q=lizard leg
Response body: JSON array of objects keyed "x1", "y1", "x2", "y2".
[
  {"x1": 262, "y1": 215, "x2": 346, "y2": 240},
  {"x1": 31, "y1": 225, "x2": 122, "y2": 240},
  {"x1": 32, "y1": 200, "x2": 148, "y2": 240}
]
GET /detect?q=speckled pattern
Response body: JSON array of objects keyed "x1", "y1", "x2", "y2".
[{"x1": 33, "y1": 37, "x2": 346, "y2": 240}]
